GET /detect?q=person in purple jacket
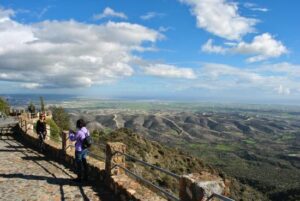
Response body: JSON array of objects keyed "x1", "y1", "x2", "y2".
[{"x1": 69, "y1": 119, "x2": 90, "y2": 182}]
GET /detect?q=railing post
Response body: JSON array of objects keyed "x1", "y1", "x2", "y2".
[
  {"x1": 61, "y1": 130, "x2": 69, "y2": 153},
  {"x1": 105, "y1": 142, "x2": 126, "y2": 176},
  {"x1": 179, "y1": 171, "x2": 227, "y2": 201},
  {"x1": 45, "y1": 124, "x2": 50, "y2": 140},
  {"x1": 24, "y1": 120, "x2": 27, "y2": 133}
]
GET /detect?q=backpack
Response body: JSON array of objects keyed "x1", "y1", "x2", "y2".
[{"x1": 82, "y1": 132, "x2": 92, "y2": 149}]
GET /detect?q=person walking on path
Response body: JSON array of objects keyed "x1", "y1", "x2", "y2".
[
  {"x1": 69, "y1": 119, "x2": 90, "y2": 182},
  {"x1": 36, "y1": 113, "x2": 47, "y2": 151}
]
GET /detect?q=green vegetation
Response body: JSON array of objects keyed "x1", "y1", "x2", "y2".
[
  {"x1": 242, "y1": 139, "x2": 256, "y2": 144},
  {"x1": 102, "y1": 127, "x2": 112, "y2": 134},
  {"x1": 27, "y1": 101, "x2": 36, "y2": 113},
  {"x1": 51, "y1": 106, "x2": 70, "y2": 130},
  {"x1": 215, "y1": 144, "x2": 236, "y2": 152},
  {"x1": 0, "y1": 97, "x2": 10, "y2": 115},
  {"x1": 40, "y1": 96, "x2": 45, "y2": 112},
  {"x1": 64, "y1": 100, "x2": 300, "y2": 200},
  {"x1": 280, "y1": 133, "x2": 296, "y2": 141},
  {"x1": 46, "y1": 118, "x2": 61, "y2": 141},
  {"x1": 89, "y1": 128, "x2": 266, "y2": 201}
]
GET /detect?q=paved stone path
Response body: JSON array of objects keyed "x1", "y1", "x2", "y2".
[{"x1": 0, "y1": 135, "x2": 117, "y2": 201}]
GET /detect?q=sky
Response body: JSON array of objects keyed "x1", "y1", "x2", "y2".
[{"x1": 0, "y1": 0, "x2": 300, "y2": 104}]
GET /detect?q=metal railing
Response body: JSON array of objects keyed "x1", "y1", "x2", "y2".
[
  {"x1": 112, "y1": 151, "x2": 180, "y2": 200},
  {"x1": 113, "y1": 162, "x2": 180, "y2": 201},
  {"x1": 46, "y1": 127, "x2": 63, "y2": 143},
  {"x1": 89, "y1": 142, "x2": 106, "y2": 160},
  {"x1": 116, "y1": 151, "x2": 181, "y2": 179},
  {"x1": 207, "y1": 193, "x2": 235, "y2": 201}
]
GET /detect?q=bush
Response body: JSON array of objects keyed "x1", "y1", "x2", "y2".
[
  {"x1": 0, "y1": 97, "x2": 10, "y2": 115},
  {"x1": 46, "y1": 118, "x2": 61, "y2": 141},
  {"x1": 28, "y1": 101, "x2": 36, "y2": 113},
  {"x1": 51, "y1": 106, "x2": 70, "y2": 130}
]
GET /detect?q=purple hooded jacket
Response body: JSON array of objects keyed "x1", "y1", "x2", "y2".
[{"x1": 69, "y1": 127, "x2": 90, "y2": 151}]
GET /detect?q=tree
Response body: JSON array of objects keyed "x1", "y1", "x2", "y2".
[
  {"x1": 0, "y1": 97, "x2": 10, "y2": 115},
  {"x1": 40, "y1": 96, "x2": 45, "y2": 112},
  {"x1": 28, "y1": 101, "x2": 36, "y2": 114},
  {"x1": 51, "y1": 106, "x2": 70, "y2": 130}
]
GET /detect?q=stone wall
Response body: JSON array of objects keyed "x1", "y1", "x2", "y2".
[
  {"x1": 15, "y1": 118, "x2": 167, "y2": 201},
  {"x1": 15, "y1": 116, "x2": 232, "y2": 201}
]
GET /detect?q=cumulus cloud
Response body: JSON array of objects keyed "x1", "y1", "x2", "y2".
[
  {"x1": 201, "y1": 39, "x2": 227, "y2": 54},
  {"x1": 201, "y1": 33, "x2": 287, "y2": 62},
  {"x1": 140, "y1": 12, "x2": 165, "y2": 20},
  {"x1": 93, "y1": 7, "x2": 127, "y2": 20},
  {"x1": 180, "y1": 0, "x2": 257, "y2": 40},
  {"x1": 0, "y1": 7, "x2": 162, "y2": 88},
  {"x1": 143, "y1": 64, "x2": 196, "y2": 79},
  {"x1": 197, "y1": 63, "x2": 297, "y2": 95},
  {"x1": 234, "y1": 33, "x2": 288, "y2": 62}
]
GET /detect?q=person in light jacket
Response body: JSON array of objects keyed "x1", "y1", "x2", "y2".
[{"x1": 69, "y1": 119, "x2": 90, "y2": 182}]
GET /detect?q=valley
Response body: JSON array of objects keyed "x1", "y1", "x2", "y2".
[{"x1": 60, "y1": 100, "x2": 300, "y2": 200}]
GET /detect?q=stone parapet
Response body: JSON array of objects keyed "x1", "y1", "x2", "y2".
[
  {"x1": 179, "y1": 172, "x2": 226, "y2": 201},
  {"x1": 15, "y1": 117, "x2": 232, "y2": 201},
  {"x1": 111, "y1": 174, "x2": 167, "y2": 201},
  {"x1": 105, "y1": 142, "x2": 126, "y2": 176},
  {"x1": 15, "y1": 118, "x2": 169, "y2": 201}
]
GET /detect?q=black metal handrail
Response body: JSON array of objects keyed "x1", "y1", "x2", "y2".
[
  {"x1": 116, "y1": 151, "x2": 181, "y2": 179},
  {"x1": 113, "y1": 162, "x2": 180, "y2": 201},
  {"x1": 207, "y1": 193, "x2": 235, "y2": 201}
]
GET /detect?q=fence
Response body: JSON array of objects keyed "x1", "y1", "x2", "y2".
[{"x1": 17, "y1": 117, "x2": 234, "y2": 201}]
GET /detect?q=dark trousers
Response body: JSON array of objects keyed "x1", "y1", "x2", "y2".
[
  {"x1": 38, "y1": 132, "x2": 46, "y2": 150},
  {"x1": 75, "y1": 149, "x2": 88, "y2": 180}
]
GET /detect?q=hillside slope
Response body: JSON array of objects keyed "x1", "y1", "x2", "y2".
[{"x1": 91, "y1": 128, "x2": 267, "y2": 201}]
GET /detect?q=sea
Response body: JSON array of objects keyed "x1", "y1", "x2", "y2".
[{"x1": 0, "y1": 94, "x2": 76, "y2": 108}]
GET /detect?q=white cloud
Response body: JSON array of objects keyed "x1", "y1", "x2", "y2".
[
  {"x1": 276, "y1": 85, "x2": 290, "y2": 95},
  {"x1": 140, "y1": 12, "x2": 164, "y2": 20},
  {"x1": 180, "y1": 0, "x2": 257, "y2": 40},
  {"x1": 262, "y1": 62, "x2": 300, "y2": 76},
  {"x1": 0, "y1": 7, "x2": 14, "y2": 21},
  {"x1": 158, "y1": 26, "x2": 172, "y2": 32},
  {"x1": 0, "y1": 7, "x2": 162, "y2": 88},
  {"x1": 201, "y1": 33, "x2": 287, "y2": 62},
  {"x1": 196, "y1": 63, "x2": 297, "y2": 95},
  {"x1": 21, "y1": 83, "x2": 41, "y2": 89},
  {"x1": 93, "y1": 7, "x2": 127, "y2": 20},
  {"x1": 37, "y1": 6, "x2": 52, "y2": 19},
  {"x1": 234, "y1": 33, "x2": 288, "y2": 62},
  {"x1": 201, "y1": 39, "x2": 227, "y2": 54},
  {"x1": 244, "y1": 3, "x2": 268, "y2": 12},
  {"x1": 143, "y1": 64, "x2": 196, "y2": 79}
]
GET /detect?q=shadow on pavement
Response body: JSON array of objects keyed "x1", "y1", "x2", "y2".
[{"x1": 0, "y1": 131, "x2": 120, "y2": 201}]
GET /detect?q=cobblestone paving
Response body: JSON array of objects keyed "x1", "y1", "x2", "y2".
[{"x1": 0, "y1": 135, "x2": 117, "y2": 201}]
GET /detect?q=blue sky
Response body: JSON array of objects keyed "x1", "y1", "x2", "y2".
[{"x1": 0, "y1": 0, "x2": 300, "y2": 103}]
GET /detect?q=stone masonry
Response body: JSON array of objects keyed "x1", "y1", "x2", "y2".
[{"x1": 0, "y1": 135, "x2": 117, "y2": 201}]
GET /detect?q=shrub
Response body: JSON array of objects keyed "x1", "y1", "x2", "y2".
[
  {"x1": 0, "y1": 97, "x2": 10, "y2": 115},
  {"x1": 46, "y1": 118, "x2": 61, "y2": 141},
  {"x1": 28, "y1": 101, "x2": 36, "y2": 113},
  {"x1": 51, "y1": 106, "x2": 70, "y2": 130}
]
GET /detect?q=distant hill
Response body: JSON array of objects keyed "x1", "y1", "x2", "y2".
[{"x1": 69, "y1": 109, "x2": 300, "y2": 200}]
